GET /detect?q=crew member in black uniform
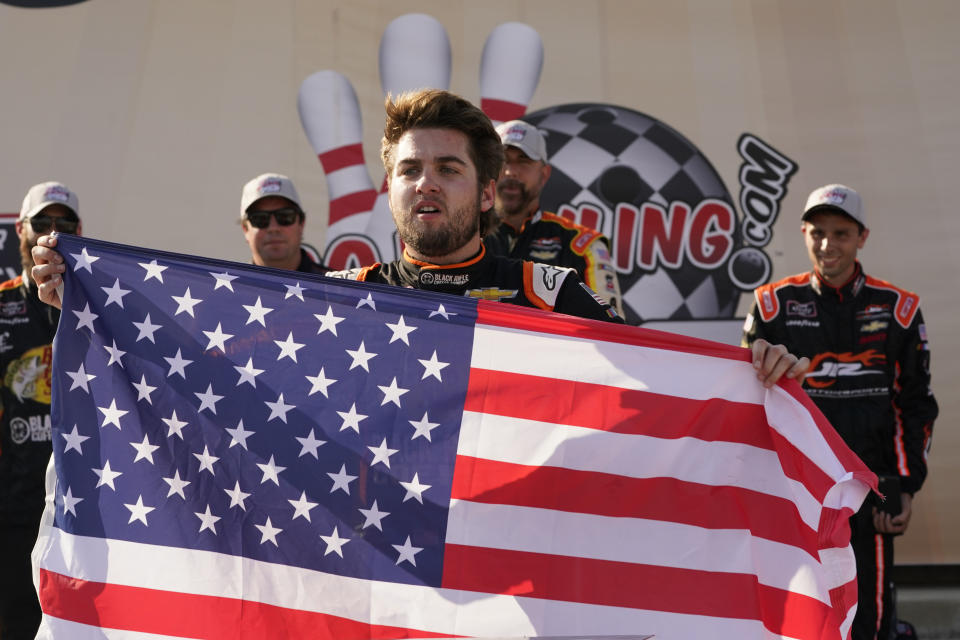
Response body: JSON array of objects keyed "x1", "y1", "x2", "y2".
[
  {"x1": 0, "y1": 182, "x2": 81, "y2": 640},
  {"x1": 486, "y1": 119, "x2": 623, "y2": 316},
  {"x1": 239, "y1": 172, "x2": 327, "y2": 274},
  {"x1": 742, "y1": 184, "x2": 938, "y2": 640}
]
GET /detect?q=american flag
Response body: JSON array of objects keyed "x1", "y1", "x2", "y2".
[{"x1": 34, "y1": 234, "x2": 874, "y2": 640}]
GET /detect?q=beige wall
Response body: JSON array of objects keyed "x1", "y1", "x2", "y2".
[{"x1": 2, "y1": 0, "x2": 957, "y2": 562}]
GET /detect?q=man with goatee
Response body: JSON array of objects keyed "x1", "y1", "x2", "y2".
[
  {"x1": 487, "y1": 120, "x2": 623, "y2": 315},
  {"x1": 325, "y1": 90, "x2": 623, "y2": 322}
]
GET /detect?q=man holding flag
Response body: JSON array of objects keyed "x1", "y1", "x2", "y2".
[
  {"x1": 0, "y1": 181, "x2": 81, "y2": 640},
  {"x1": 743, "y1": 184, "x2": 938, "y2": 639},
  {"x1": 24, "y1": 90, "x2": 871, "y2": 640}
]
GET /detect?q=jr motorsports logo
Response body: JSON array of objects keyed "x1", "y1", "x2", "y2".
[
  {"x1": 805, "y1": 350, "x2": 886, "y2": 388},
  {"x1": 297, "y1": 14, "x2": 797, "y2": 325}
]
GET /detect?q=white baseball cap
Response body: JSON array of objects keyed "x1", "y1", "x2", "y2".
[
  {"x1": 802, "y1": 184, "x2": 865, "y2": 227},
  {"x1": 20, "y1": 181, "x2": 79, "y2": 220},
  {"x1": 240, "y1": 173, "x2": 302, "y2": 217},
  {"x1": 496, "y1": 120, "x2": 548, "y2": 163}
]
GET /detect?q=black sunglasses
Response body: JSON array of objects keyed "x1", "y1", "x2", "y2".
[
  {"x1": 244, "y1": 208, "x2": 302, "y2": 229},
  {"x1": 29, "y1": 214, "x2": 79, "y2": 235}
]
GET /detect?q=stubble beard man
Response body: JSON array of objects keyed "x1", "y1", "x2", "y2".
[{"x1": 391, "y1": 191, "x2": 483, "y2": 260}]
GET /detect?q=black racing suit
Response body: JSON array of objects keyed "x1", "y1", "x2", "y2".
[
  {"x1": 485, "y1": 210, "x2": 623, "y2": 316},
  {"x1": 0, "y1": 275, "x2": 59, "y2": 639},
  {"x1": 327, "y1": 244, "x2": 622, "y2": 324},
  {"x1": 742, "y1": 263, "x2": 937, "y2": 640}
]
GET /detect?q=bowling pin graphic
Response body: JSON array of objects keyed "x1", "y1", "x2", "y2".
[
  {"x1": 379, "y1": 13, "x2": 451, "y2": 97},
  {"x1": 298, "y1": 15, "x2": 545, "y2": 267},
  {"x1": 479, "y1": 22, "x2": 544, "y2": 124},
  {"x1": 297, "y1": 71, "x2": 380, "y2": 268},
  {"x1": 365, "y1": 14, "x2": 454, "y2": 260}
]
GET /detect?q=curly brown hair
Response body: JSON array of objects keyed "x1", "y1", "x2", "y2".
[{"x1": 381, "y1": 89, "x2": 504, "y2": 191}]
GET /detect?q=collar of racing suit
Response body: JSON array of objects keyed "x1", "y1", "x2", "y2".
[
  {"x1": 394, "y1": 244, "x2": 494, "y2": 294},
  {"x1": 811, "y1": 261, "x2": 866, "y2": 302},
  {"x1": 498, "y1": 208, "x2": 542, "y2": 236}
]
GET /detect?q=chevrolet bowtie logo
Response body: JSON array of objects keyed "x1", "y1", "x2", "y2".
[
  {"x1": 861, "y1": 320, "x2": 888, "y2": 333},
  {"x1": 465, "y1": 288, "x2": 518, "y2": 301}
]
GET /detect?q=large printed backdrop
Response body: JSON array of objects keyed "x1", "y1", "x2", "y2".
[{"x1": 1, "y1": 0, "x2": 956, "y2": 565}]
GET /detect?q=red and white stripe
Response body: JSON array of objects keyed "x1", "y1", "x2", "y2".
[
  {"x1": 297, "y1": 71, "x2": 377, "y2": 230},
  {"x1": 35, "y1": 302, "x2": 872, "y2": 640},
  {"x1": 35, "y1": 530, "x2": 802, "y2": 640},
  {"x1": 447, "y1": 302, "x2": 875, "y2": 639},
  {"x1": 479, "y1": 23, "x2": 544, "y2": 125}
]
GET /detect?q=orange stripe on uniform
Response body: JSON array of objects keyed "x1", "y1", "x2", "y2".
[
  {"x1": 540, "y1": 212, "x2": 601, "y2": 256},
  {"x1": 582, "y1": 246, "x2": 599, "y2": 292},
  {"x1": 865, "y1": 276, "x2": 920, "y2": 328},
  {"x1": 0, "y1": 275, "x2": 23, "y2": 292},
  {"x1": 753, "y1": 273, "x2": 810, "y2": 322},
  {"x1": 891, "y1": 362, "x2": 911, "y2": 476},
  {"x1": 522, "y1": 262, "x2": 552, "y2": 311},
  {"x1": 403, "y1": 245, "x2": 486, "y2": 270},
  {"x1": 874, "y1": 535, "x2": 885, "y2": 634},
  {"x1": 355, "y1": 265, "x2": 378, "y2": 282}
]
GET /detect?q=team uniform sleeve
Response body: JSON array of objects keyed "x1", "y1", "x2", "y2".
[
  {"x1": 740, "y1": 297, "x2": 774, "y2": 348},
  {"x1": 554, "y1": 274, "x2": 624, "y2": 324},
  {"x1": 581, "y1": 237, "x2": 625, "y2": 318},
  {"x1": 891, "y1": 307, "x2": 938, "y2": 494}
]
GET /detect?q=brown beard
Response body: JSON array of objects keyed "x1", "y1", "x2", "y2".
[
  {"x1": 394, "y1": 194, "x2": 482, "y2": 259},
  {"x1": 495, "y1": 178, "x2": 537, "y2": 217}
]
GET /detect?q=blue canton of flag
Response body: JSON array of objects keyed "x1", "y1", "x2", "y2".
[{"x1": 49, "y1": 234, "x2": 475, "y2": 587}]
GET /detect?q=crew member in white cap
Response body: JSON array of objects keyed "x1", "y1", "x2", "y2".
[
  {"x1": 488, "y1": 120, "x2": 623, "y2": 316},
  {"x1": 240, "y1": 173, "x2": 327, "y2": 274},
  {"x1": 742, "y1": 184, "x2": 938, "y2": 640},
  {"x1": 0, "y1": 182, "x2": 82, "y2": 639}
]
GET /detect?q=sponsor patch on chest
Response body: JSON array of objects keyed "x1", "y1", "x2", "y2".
[
  {"x1": 419, "y1": 271, "x2": 470, "y2": 287},
  {"x1": 530, "y1": 237, "x2": 562, "y2": 254},
  {"x1": 8, "y1": 414, "x2": 52, "y2": 444},
  {"x1": 0, "y1": 300, "x2": 27, "y2": 317},
  {"x1": 785, "y1": 319, "x2": 821, "y2": 327},
  {"x1": 856, "y1": 304, "x2": 891, "y2": 321},
  {"x1": 786, "y1": 300, "x2": 816, "y2": 318},
  {"x1": 530, "y1": 249, "x2": 560, "y2": 261},
  {"x1": 804, "y1": 350, "x2": 886, "y2": 389},
  {"x1": 464, "y1": 288, "x2": 518, "y2": 301},
  {"x1": 860, "y1": 320, "x2": 888, "y2": 333}
]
